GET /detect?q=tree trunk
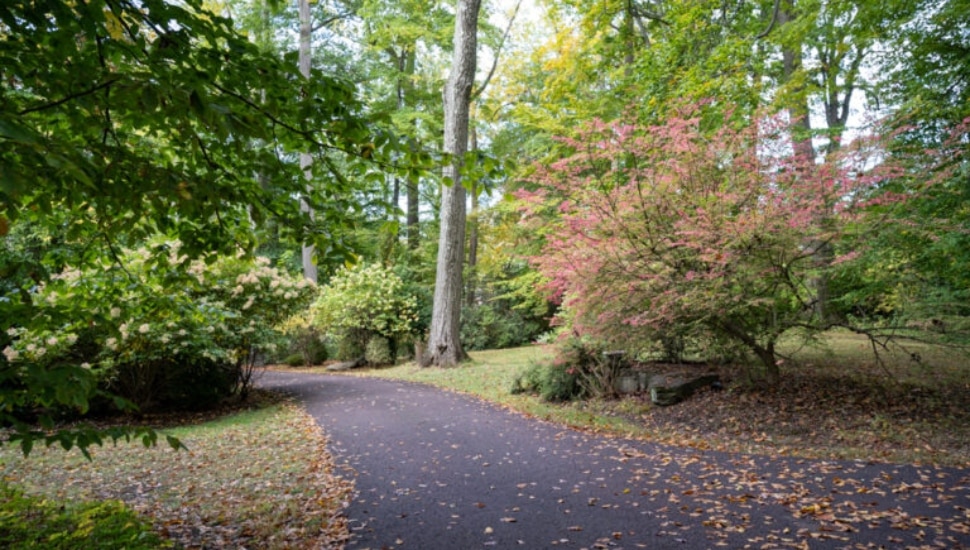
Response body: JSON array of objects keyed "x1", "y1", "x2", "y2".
[
  {"x1": 466, "y1": 120, "x2": 479, "y2": 307},
  {"x1": 298, "y1": 0, "x2": 317, "y2": 283},
  {"x1": 778, "y1": 0, "x2": 814, "y2": 160},
  {"x1": 402, "y1": 48, "x2": 421, "y2": 252},
  {"x1": 779, "y1": 0, "x2": 834, "y2": 324},
  {"x1": 718, "y1": 321, "x2": 779, "y2": 386},
  {"x1": 425, "y1": 0, "x2": 481, "y2": 367}
]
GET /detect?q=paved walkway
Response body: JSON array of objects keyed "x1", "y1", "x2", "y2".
[{"x1": 260, "y1": 371, "x2": 970, "y2": 550}]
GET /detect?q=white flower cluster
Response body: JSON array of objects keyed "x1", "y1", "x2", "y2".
[
  {"x1": 8, "y1": 242, "x2": 312, "y2": 375},
  {"x1": 4, "y1": 328, "x2": 80, "y2": 364}
]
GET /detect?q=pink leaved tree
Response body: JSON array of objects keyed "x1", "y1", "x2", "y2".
[{"x1": 517, "y1": 106, "x2": 901, "y2": 384}]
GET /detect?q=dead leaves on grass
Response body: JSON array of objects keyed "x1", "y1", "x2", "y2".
[
  {"x1": 0, "y1": 399, "x2": 353, "y2": 549},
  {"x1": 627, "y1": 365, "x2": 970, "y2": 466}
]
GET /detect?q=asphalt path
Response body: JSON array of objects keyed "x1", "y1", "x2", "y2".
[{"x1": 259, "y1": 371, "x2": 970, "y2": 550}]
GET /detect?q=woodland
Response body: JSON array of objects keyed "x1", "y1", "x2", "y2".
[
  {"x1": 2, "y1": 0, "x2": 969, "y2": 546},
  {"x1": 1, "y1": 0, "x2": 969, "y2": 460}
]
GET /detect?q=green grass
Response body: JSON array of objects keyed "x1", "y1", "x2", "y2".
[
  {"x1": 311, "y1": 345, "x2": 651, "y2": 438},
  {"x1": 0, "y1": 394, "x2": 352, "y2": 549},
  {"x1": 321, "y1": 332, "x2": 970, "y2": 466}
]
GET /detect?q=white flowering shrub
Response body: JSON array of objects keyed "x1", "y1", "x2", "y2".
[
  {"x1": 2, "y1": 242, "x2": 315, "y2": 414},
  {"x1": 311, "y1": 263, "x2": 418, "y2": 363}
]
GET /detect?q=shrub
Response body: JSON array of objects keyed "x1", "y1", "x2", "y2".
[
  {"x1": 460, "y1": 302, "x2": 539, "y2": 351},
  {"x1": 364, "y1": 336, "x2": 394, "y2": 366},
  {"x1": 160, "y1": 355, "x2": 236, "y2": 411},
  {"x1": 518, "y1": 108, "x2": 902, "y2": 383},
  {"x1": 279, "y1": 312, "x2": 328, "y2": 366},
  {"x1": 510, "y1": 361, "x2": 546, "y2": 395},
  {"x1": 3, "y1": 241, "x2": 315, "y2": 415},
  {"x1": 333, "y1": 332, "x2": 364, "y2": 361},
  {"x1": 312, "y1": 263, "x2": 418, "y2": 359},
  {"x1": 553, "y1": 336, "x2": 622, "y2": 399},
  {"x1": 511, "y1": 337, "x2": 629, "y2": 401},
  {"x1": 510, "y1": 361, "x2": 582, "y2": 402},
  {"x1": 283, "y1": 353, "x2": 306, "y2": 367},
  {"x1": 0, "y1": 483, "x2": 164, "y2": 549},
  {"x1": 461, "y1": 259, "x2": 552, "y2": 351}
]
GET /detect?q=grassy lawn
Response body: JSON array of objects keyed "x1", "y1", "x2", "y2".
[
  {"x1": 0, "y1": 393, "x2": 352, "y2": 549},
  {"x1": 325, "y1": 331, "x2": 970, "y2": 467}
]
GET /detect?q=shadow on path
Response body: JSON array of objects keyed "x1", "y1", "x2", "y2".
[{"x1": 260, "y1": 371, "x2": 970, "y2": 550}]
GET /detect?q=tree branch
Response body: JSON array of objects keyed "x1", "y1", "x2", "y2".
[
  {"x1": 471, "y1": 0, "x2": 522, "y2": 101},
  {"x1": 18, "y1": 78, "x2": 120, "y2": 116},
  {"x1": 312, "y1": 11, "x2": 354, "y2": 33},
  {"x1": 756, "y1": 0, "x2": 781, "y2": 39},
  {"x1": 630, "y1": 2, "x2": 670, "y2": 26}
]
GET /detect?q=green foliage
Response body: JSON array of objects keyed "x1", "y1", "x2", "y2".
[
  {"x1": 511, "y1": 338, "x2": 602, "y2": 402},
  {"x1": 510, "y1": 361, "x2": 582, "y2": 402},
  {"x1": 312, "y1": 263, "x2": 419, "y2": 358},
  {"x1": 364, "y1": 336, "x2": 395, "y2": 366},
  {"x1": 510, "y1": 362, "x2": 546, "y2": 395},
  {"x1": 461, "y1": 302, "x2": 545, "y2": 351},
  {"x1": 0, "y1": 483, "x2": 165, "y2": 549},
  {"x1": 283, "y1": 353, "x2": 307, "y2": 367},
  {"x1": 335, "y1": 332, "x2": 367, "y2": 362},
  {"x1": 279, "y1": 311, "x2": 329, "y2": 367},
  {"x1": 2, "y1": 243, "x2": 314, "y2": 451},
  {"x1": 0, "y1": 0, "x2": 391, "y2": 454},
  {"x1": 0, "y1": 0, "x2": 383, "y2": 264},
  {"x1": 461, "y1": 257, "x2": 552, "y2": 351}
]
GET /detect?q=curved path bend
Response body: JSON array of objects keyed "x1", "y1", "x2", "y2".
[{"x1": 260, "y1": 371, "x2": 970, "y2": 550}]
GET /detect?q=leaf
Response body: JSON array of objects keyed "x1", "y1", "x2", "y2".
[
  {"x1": 19, "y1": 437, "x2": 33, "y2": 457},
  {"x1": 166, "y1": 435, "x2": 185, "y2": 451}
]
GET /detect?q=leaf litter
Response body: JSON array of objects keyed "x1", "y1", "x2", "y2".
[{"x1": 0, "y1": 391, "x2": 353, "y2": 549}]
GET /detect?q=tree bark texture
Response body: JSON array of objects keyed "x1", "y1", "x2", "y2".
[
  {"x1": 466, "y1": 120, "x2": 479, "y2": 307},
  {"x1": 298, "y1": 0, "x2": 317, "y2": 283},
  {"x1": 425, "y1": 0, "x2": 481, "y2": 367},
  {"x1": 779, "y1": 0, "x2": 833, "y2": 324}
]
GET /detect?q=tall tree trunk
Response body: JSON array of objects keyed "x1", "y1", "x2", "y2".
[
  {"x1": 778, "y1": 0, "x2": 814, "y2": 161},
  {"x1": 466, "y1": 119, "x2": 479, "y2": 307},
  {"x1": 298, "y1": 0, "x2": 317, "y2": 283},
  {"x1": 424, "y1": 0, "x2": 481, "y2": 367},
  {"x1": 778, "y1": 0, "x2": 834, "y2": 324},
  {"x1": 401, "y1": 47, "x2": 421, "y2": 252}
]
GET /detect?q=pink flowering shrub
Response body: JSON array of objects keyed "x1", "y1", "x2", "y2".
[{"x1": 518, "y1": 107, "x2": 900, "y2": 382}]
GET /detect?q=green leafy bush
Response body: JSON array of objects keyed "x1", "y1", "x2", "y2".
[
  {"x1": 3, "y1": 242, "x2": 316, "y2": 417},
  {"x1": 510, "y1": 361, "x2": 582, "y2": 402},
  {"x1": 335, "y1": 330, "x2": 367, "y2": 361},
  {"x1": 460, "y1": 303, "x2": 522, "y2": 351},
  {"x1": 511, "y1": 337, "x2": 628, "y2": 401},
  {"x1": 0, "y1": 483, "x2": 165, "y2": 549},
  {"x1": 312, "y1": 263, "x2": 418, "y2": 359},
  {"x1": 461, "y1": 260, "x2": 552, "y2": 351},
  {"x1": 364, "y1": 336, "x2": 394, "y2": 366},
  {"x1": 279, "y1": 312, "x2": 328, "y2": 366}
]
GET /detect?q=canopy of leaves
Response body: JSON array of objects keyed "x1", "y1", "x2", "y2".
[{"x1": 0, "y1": 0, "x2": 375, "y2": 263}]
